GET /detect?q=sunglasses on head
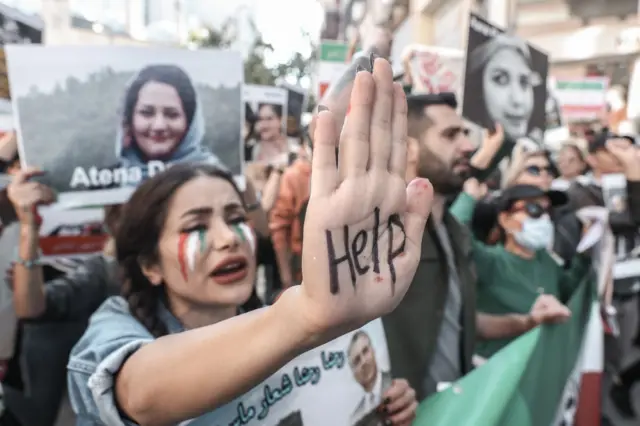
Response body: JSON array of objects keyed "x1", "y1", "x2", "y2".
[
  {"x1": 509, "y1": 202, "x2": 548, "y2": 219},
  {"x1": 524, "y1": 165, "x2": 553, "y2": 176}
]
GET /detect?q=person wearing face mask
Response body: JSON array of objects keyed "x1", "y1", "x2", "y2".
[{"x1": 451, "y1": 181, "x2": 591, "y2": 358}]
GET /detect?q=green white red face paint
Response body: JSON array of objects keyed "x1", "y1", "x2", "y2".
[
  {"x1": 178, "y1": 229, "x2": 206, "y2": 281},
  {"x1": 177, "y1": 223, "x2": 254, "y2": 281},
  {"x1": 233, "y1": 222, "x2": 255, "y2": 253}
]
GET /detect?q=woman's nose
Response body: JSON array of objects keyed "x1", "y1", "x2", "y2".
[
  {"x1": 150, "y1": 114, "x2": 167, "y2": 130},
  {"x1": 509, "y1": 83, "x2": 526, "y2": 107},
  {"x1": 211, "y1": 221, "x2": 240, "y2": 251}
]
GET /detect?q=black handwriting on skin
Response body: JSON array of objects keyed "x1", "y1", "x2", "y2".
[
  {"x1": 325, "y1": 208, "x2": 406, "y2": 294},
  {"x1": 257, "y1": 373, "x2": 293, "y2": 420},
  {"x1": 321, "y1": 350, "x2": 346, "y2": 370},
  {"x1": 228, "y1": 402, "x2": 256, "y2": 426},
  {"x1": 293, "y1": 366, "x2": 322, "y2": 386}
]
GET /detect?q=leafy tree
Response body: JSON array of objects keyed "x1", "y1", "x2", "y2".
[{"x1": 189, "y1": 17, "x2": 315, "y2": 87}]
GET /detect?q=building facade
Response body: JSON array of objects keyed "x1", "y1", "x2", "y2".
[{"x1": 515, "y1": 0, "x2": 640, "y2": 88}]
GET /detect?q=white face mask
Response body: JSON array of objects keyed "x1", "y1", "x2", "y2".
[{"x1": 513, "y1": 214, "x2": 554, "y2": 251}]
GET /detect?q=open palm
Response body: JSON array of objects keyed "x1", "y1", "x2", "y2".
[{"x1": 297, "y1": 58, "x2": 433, "y2": 334}]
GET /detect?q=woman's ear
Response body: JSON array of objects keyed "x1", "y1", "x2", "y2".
[
  {"x1": 138, "y1": 256, "x2": 163, "y2": 286},
  {"x1": 497, "y1": 212, "x2": 512, "y2": 233}
]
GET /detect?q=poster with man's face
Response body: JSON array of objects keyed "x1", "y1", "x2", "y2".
[{"x1": 462, "y1": 13, "x2": 549, "y2": 145}]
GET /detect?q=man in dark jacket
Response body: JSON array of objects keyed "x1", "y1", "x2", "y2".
[{"x1": 383, "y1": 93, "x2": 567, "y2": 400}]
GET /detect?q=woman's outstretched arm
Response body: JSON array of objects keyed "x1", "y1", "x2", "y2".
[{"x1": 115, "y1": 289, "x2": 314, "y2": 425}]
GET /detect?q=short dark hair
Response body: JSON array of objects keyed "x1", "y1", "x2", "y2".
[
  {"x1": 347, "y1": 330, "x2": 371, "y2": 356},
  {"x1": 406, "y1": 92, "x2": 458, "y2": 138}
]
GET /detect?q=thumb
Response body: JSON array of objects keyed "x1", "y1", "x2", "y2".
[{"x1": 404, "y1": 178, "x2": 433, "y2": 243}]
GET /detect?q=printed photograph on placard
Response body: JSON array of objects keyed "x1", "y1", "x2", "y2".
[
  {"x1": 191, "y1": 319, "x2": 390, "y2": 425},
  {"x1": 462, "y1": 13, "x2": 548, "y2": 145},
  {"x1": 279, "y1": 83, "x2": 307, "y2": 137},
  {"x1": 244, "y1": 84, "x2": 302, "y2": 195},
  {"x1": 6, "y1": 45, "x2": 243, "y2": 208},
  {"x1": 243, "y1": 84, "x2": 289, "y2": 163},
  {"x1": 347, "y1": 329, "x2": 392, "y2": 426}
]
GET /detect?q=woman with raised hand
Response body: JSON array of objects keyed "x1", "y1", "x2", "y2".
[{"x1": 67, "y1": 58, "x2": 433, "y2": 425}]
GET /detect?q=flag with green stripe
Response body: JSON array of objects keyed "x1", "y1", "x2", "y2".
[{"x1": 414, "y1": 271, "x2": 597, "y2": 426}]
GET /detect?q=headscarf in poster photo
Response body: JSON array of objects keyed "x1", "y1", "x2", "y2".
[
  {"x1": 463, "y1": 14, "x2": 548, "y2": 147},
  {"x1": 116, "y1": 64, "x2": 227, "y2": 184}
]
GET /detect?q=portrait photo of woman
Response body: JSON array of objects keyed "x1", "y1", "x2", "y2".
[
  {"x1": 463, "y1": 14, "x2": 548, "y2": 145},
  {"x1": 117, "y1": 64, "x2": 225, "y2": 180}
]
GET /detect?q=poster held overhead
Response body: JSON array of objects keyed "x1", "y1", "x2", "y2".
[
  {"x1": 462, "y1": 13, "x2": 549, "y2": 147},
  {"x1": 6, "y1": 45, "x2": 243, "y2": 208}
]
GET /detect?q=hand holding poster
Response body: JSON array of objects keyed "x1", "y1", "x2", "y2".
[
  {"x1": 6, "y1": 46, "x2": 243, "y2": 208},
  {"x1": 194, "y1": 320, "x2": 390, "y2": 426},
  {"x1": 462, "y1": 13, "x2": 548, "y2": 145}
]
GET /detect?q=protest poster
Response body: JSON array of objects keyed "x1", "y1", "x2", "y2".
[
  {"x1": 553, "y1": 77, "x2": 609, "y2": 123},
  {"x1": 243, "y1": 84, "x2": 288, "y2": 149},
  {"x1": 5, "y1": 45, "x2": 243, "y2": 208},
  {"x1": 192, "y1": 319, "x2": 390, "y2": 426},
  {"x1": 462, "y1": 13, "x2": 549, "y2": 146},
  {"x1": 243, "y1": 84, "x2": 294, "y2": 190},
  {"x1": 278, "y1": 82, "x2": 307, "y2": 137},
  {"x1": 37, "y1": 207, "x2": 108, "y2": 260},
  {"x1": 0, "y1": 205, "x2": 108, "y2": 261},
  {"x1": 409, "y1": 45, "x2": 464, "y2": 98}
]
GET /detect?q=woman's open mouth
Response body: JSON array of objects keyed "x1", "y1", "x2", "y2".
[{"x1": 209, "y1": 256, "x2": 249, "y2": 285}]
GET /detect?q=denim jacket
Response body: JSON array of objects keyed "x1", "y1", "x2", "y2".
[{"x1": 67, "y1": 296, "x2": 246, "y2": 425}]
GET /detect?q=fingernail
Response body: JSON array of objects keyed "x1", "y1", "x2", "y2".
[{"x1": 317, "y1": 105, "x2": 329, "y2": 113}]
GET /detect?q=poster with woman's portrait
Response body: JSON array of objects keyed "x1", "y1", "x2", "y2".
[
  {"x1": 5, "y1": 45, "x2": 243, "y2": 208},
  {"x1": 244, "y1": 85, "x2": 288, "y2": 158},
  {"x1": 243, "y1": 85, "x2": 291, "y2": 194},
  {"x1": 462, "y1": 13, "x2": 549, "y2": 146}
]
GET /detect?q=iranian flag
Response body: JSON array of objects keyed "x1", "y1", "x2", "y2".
[{"x1": 413, "y1": 272, "x2": 600, "y2": 426}]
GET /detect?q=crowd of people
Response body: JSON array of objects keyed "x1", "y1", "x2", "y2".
[{"x1": 0, "y1": 27, "x2": 639, "y2": 426}]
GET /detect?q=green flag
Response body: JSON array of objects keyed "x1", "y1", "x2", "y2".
[{"x1": 415, "y1": 273, "x2": 596, "y2": 426}]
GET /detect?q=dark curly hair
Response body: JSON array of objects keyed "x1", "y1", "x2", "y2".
[{"x1": 115, "y1": 162, "x2": 259, "y2": 337}]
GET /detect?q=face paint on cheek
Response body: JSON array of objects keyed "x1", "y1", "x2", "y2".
[
  {"x1": 233, "y1": 223, "x2": 255, "y2": 253},
  {"x1": 178, "y1": 229, "x2": 207, "y2": 281}
]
